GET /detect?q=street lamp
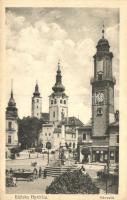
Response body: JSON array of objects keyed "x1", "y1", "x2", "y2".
[
  {"x1": 106, "y1": 132, "x2": 110, "y2": 194},
  {"x1": 46, "y1": 142, "x2": 51, "y2": 165}
]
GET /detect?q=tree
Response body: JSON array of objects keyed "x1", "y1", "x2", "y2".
[
  {"x1": 18, "y1": 117, "x2": 44, "y2": 149},
  {"x1": 46, "y1": 169, "x2": 99, "y2": 194}
]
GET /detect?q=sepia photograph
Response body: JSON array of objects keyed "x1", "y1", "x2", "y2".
[{"x1": 4, "y1": 6, "x2": 120, "y2": 195}]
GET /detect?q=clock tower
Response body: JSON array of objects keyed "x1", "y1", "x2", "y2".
[{"x1": 91, "y1": 26, "x2": 116, "y2": 137}]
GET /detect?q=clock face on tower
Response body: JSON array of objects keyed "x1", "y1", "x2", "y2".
[{"x1": 96, "y1": 91, "x2": 104, "y2": 103}]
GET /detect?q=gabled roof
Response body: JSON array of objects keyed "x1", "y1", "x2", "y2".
[{"x1": 64, "y1": 116, "x2": 85, "y2": 127}]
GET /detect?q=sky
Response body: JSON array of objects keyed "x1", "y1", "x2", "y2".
[{"x1": 5, "y1": 7, "x2": 119, "y2": 124}]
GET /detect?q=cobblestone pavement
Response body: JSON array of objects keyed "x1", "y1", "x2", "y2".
[
  {"x1": 6, "y1": 176, "x2": 54, "y2": 194},
  {"x1": 6, "y1": 157, "x2": 118, "y2": 194}
]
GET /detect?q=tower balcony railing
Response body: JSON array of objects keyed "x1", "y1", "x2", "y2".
[
  {"x1": 6, "y1": 128, "x2": 16, "y2": 132},
  {"x1": 90, "y1": 76, "x2": 116, "y2": 84}
]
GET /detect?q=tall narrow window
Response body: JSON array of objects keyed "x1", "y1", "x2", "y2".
[
  {"x1": 8, "y1": 121, "x2": 12, "y2": 130},
  {"x1": 117, "y1": 135, "x2": 119, "y2": 143},
  {"x1": 64, "y1": 100, "x2": 66, "y2": 104},
  {"x1": 8, "y1": 135, "x2": 11, "y2": 144},
  {"x1": 53, "y1": 111, "x2": 55, "y2": 118},
  {"x1": 83, "y1": 133, "x2": 86, "y2": 140}
]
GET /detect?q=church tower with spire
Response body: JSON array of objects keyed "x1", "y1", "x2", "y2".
[
  {"x1": 91, "y1": 25, "x2": 116, "y2": 137},
  {"x1": 32, "y1": 82, "x2": 42, "y2": 119},
  {"x1": 6, "y1": 84, "x2": 18, "y2": 148},
  {"x1": 49, "y1": 61, "x2": 68, "y2": 123}
]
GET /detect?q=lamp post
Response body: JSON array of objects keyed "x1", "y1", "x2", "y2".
[
  {"x1": 106, "y1": 132, "x2": 110, "y2": 194},
  {"x1": 46, "y1": 142, "x2": 51, "y2": 165}
]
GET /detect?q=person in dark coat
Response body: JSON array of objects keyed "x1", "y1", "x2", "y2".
[
  {"x1": 33, "y1": 168, "x2": 38, "y2": 179},
  {"x1": 43, "y1": 169, "x2": 47, "y2": 179},
  {"x1": 39, "y1": 167, "x2": 42, "y2": 178}
]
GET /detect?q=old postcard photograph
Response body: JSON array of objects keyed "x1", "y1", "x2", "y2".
[{"x1": 0, "y1": 0, "x2": 127, "y2": 200}]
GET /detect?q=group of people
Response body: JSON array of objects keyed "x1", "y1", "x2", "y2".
[{"x1": 33, "y1": 167, "x2": 47, "y2": 179}]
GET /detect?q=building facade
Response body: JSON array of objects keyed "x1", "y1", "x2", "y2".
[
  {"x1": 78, "y1": 27, "x2": 119, "y2": 166},
  {"x1": 6, "y1": 88, "x2": 19, "y2": 157}
]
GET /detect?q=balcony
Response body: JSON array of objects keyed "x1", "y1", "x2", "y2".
[
  {"x1": 90, "y1": 76, "x2": 116, "y2": 84},
  {"x1": 6, "y1": 128, "x2": 15, "y2": 132}
]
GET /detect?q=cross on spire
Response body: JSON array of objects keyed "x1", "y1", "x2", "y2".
[
  {"x1": 58, "y1": 59, "x2": 61, "y2": 71},
  {"x1": 102, "y1": 24, "x2": 105, "y2": 38}
]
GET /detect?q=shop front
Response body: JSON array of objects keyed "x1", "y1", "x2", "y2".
[
  {"x1": 109, "y1": 146, "x2": 119, "y2": 164},
  {"x1": 92, "y1": 147, "x2": 108, "y2": 163}
]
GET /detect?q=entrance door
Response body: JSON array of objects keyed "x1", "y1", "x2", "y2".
[{"x1": 95, "y1": 153, "x2": 100, "y2": 162}]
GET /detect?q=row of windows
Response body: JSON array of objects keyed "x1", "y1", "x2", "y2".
[
  {"x1": 45, "y1": 133, "x2": 51, "y2": 136},
  {"x1": 65, "y1": 142, "x2": 76, "y2": 148},
  {"x1": 51, "y1": 99, "x2": 66, "y2": 105},
  {"x1": 33, "y1": 99, "x2": 39, "y2": 103}
]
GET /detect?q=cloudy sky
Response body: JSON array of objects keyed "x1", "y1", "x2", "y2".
[{"x1": 5, "y1": 7, "x2": 119, "y2": 123}]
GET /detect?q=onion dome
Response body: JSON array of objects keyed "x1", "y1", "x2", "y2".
[
  {"x1": 96, "y1": 25, "x2": 110, "y2": 52},
  {"x1": 33, "y1": 81, "x2": 40, "y2": 97},
  {"x1": 52, "y1": 60, "x2": 65, "y2": 93}
]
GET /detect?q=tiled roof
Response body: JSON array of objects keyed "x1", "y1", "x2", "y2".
[
  {"x1": 64, "y1": 116, "x2": 84, "y2": 127},
  {"x1": 109, "y1": 120, "x2": 119, "y2": 127},
  {"x1": 41, "y1": 113, "x2": 49, "y2": 121}
]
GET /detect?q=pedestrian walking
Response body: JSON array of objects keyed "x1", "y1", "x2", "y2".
[
  {"x1": 43, "y1": 169, "x2": 47, "y2": 179},
  {"x1": 39, "y1": 167, "x2": 42, "y2": 178},
  {"x1": 13, "y1": 177, "x2": 17, "y2": 187},
  {"x1": 33, "y1": 167, "x2": 38, "y2": 179}
]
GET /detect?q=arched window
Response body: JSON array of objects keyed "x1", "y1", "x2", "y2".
[
  {"x1": 97, "y1": 72, "x2": 103, "y2": 81},
  {"x1": 60, "y1": 99, "x2": 62, "y2": 104},
  {"x1": 53, "y1": 111, "x2": 55, "y2": 118},
  {"x1": 73, "y1": 143, "x2": 75, "y2": 148},
  {"x1": 97, "y1": 107, "x2": 103, "y2": 116},
  {"x1": 54, "y1": 99, "x2": 57, "y2": 104},
  {"x1": 37, "y1": 99, "x2": 39, "y2": 103},
  {"x1": 51, "y1": 100, "x2": 53, "y2": 104}
]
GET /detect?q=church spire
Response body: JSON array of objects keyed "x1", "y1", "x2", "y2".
[
  {"x1": 8, "y1": 80, "x2": 16, "y2": 107},
  {"x1": 52, "y1": 60, "x2": 65, "y2": 93},
  {"x1": 33, "y1": 81, "x2": 40, "y2": 97},
  {"x1": 11, "y1": 79, "x2": 13, "y2": 98}
]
